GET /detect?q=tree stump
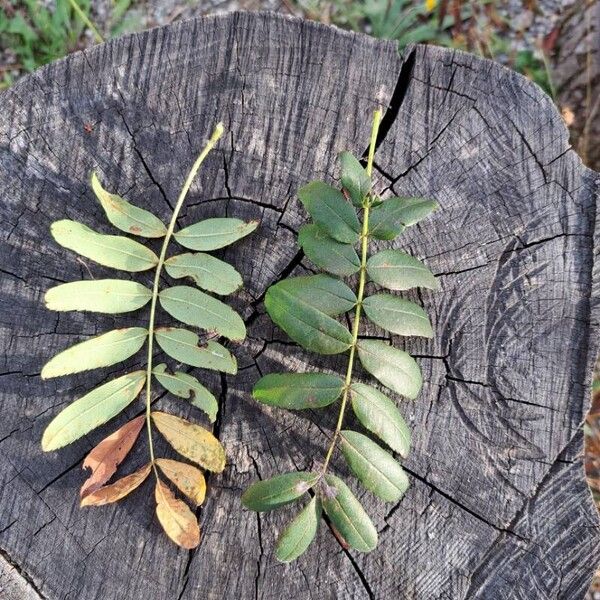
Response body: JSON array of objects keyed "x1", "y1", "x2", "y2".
[{"x1": 0, "y1": 12, "x2": 599, "y2": 599}]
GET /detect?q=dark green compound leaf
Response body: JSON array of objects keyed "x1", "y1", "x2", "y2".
[
  {"x1": 164, "y1": 252, "x2": 243, "y2": 295},
  {"x1": 321, "y1": 474, "x2": 378, "y2": 553},
  {"x1": 362, "y1": 294, "x2": 433, "y2": 337},
  {"x1": 369, "y1": 197, "x2": 438, "y2": 240},
  {"x1": 153, "y1": 363, "x2": 218, "y2": 422},
  {"x1": 350, "y1": 383, "x2": 411, "y2": 457},
  {"x1": 357, "y1": 339, "x2": 422, "y2": 399},
  {"x1": 270, "y1": 275, "x2": 357, "y2": 317},
  {"x1": 264, "y1": 281, "x2": 353, "y2": 355},
  {"x1": 340, "y1": 430, "x2": 410, "y2": 502},
  {"x1": 367, "y1": 249, "x2": 439, "y2": 291},
  {"x1": 253, "y1": 372, "x2": 345, "y2": 409},
  {"x1": 339, "y1": 151, "x2": 370, "y2": 207},
  {"x1": 298, "y1": 224, "x2": 361, "y2": 277},
  {"x1": 242, "y1": 472, "x2": 319, "y2": 512},
  {"x1": 298, "y1": 181, "x2": 361, "y2": 243},
  {"x1": 275, "y1": 496, "x2": 321, "y2": 563}
]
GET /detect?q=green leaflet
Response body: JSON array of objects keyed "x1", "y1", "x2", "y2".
[
  {"x1": 339, "y1": 151, "x2": 370, "y2": 207},
  {"x1": 268, "y1": 275, "x2": 357, "y2": 317},
  {"x1": 264, "y1": 281, "x2": 353, "y2": 355},
  {"x1": 154, "y1": 327, "x2": 237, "y2": 374},
  {"x1": 275, "y1": 497, "x2": 321, "y2": 563},
  {"x1": 241, "y1": 472, "x2": 319, "y2": 512},
  {"x1": 367, "y1": 249, "x2": 439, "y2": 291},
  {"x1": 369, "y1": 197, "x2": 437, "y2": 239},
  {"x1": 42, "y1": 371, "x2": 146, "y2": 451},
  {"x1": 91, "y1": 172, "x2": 167, "y2": 238},
  {"x1": 174, "y1": 217, "x2": 258, "y2": 251},
  {"x1": 51, "y1": 220, "x2": 159, "y2": 272},
  {"x1": 350, "y1": 383, "x2": 411, "y2": 457},
  {"x1": 340, "y1": 430, "x2": 410, "y2": 502},
  {"x1": 159, "y1": 285, "x2": 246, "y2": 341},
  {"x1": 363, "y1": 294, "x2": 433, "y2": 337},
  {"x1": 164, "y1": 252, "x2": 243, "y2": 295},
  {"x1": 45, "y1": 280, "x2": 152, "y2": 314},
  {"x1": 298, "y1": 181, "x2": 361, "y2": 243},
  {"x1": 298, "y1": 224, "x2": 361, "y2": 277},
  {"x1": 253, "y1": 372, "x2": 344, "y2": 409},
  {"x1": 321, "y1": 474, "x2": 377, "y2": 553},
  {"x1": 42, "y1": 327, "x2": 148, "y2": 379},
  {"x1": 153, "y1": 363, "x2": 218, "y2": 423},
  {"x1": 357, "y1": 339, "x2": 422, "y2": 399}
]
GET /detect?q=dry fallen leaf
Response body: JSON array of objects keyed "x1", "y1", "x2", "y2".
[
  {"x1": 81, "y1": 415, "x2": 145, "y2": 498},
  {"x1": 155, "y1": 479, "x2": 200, "y2": 549},
  {"x1": 156, "y1": 458, "x2": 206, "y2": 506},
  {"x1": 81, "y1": 463, "x2": 151, "y2": 507},
  {"x1": 152, "y1": 411, "x2": 226, "y2": 472}
]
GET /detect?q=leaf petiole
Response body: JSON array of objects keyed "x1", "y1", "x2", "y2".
[
  {"x1": 320, "y1": 108, "x2": 383, "y2": 477},
  {"x1": 145, "y1": 123, "x2": 225, "y2": 477}
]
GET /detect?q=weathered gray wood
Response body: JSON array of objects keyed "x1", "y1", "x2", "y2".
[{"x1": 0, "y1": 11, "x2": 598, "y2": 599}]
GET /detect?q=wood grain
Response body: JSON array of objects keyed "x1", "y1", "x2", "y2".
[{"x1": 0, "y1": 12, "x2": 598, "y2": 599}]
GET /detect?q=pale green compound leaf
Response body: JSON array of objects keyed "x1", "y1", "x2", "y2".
[
  {"x1": 357, "y1": 339, "x2": 422, "y2": 399},
  {"x1": 154, "y1": 327, "x2": 237, "y2": 374},
  {"x1": 174, "y1": 218, "x2": 258, "y2": 251},
  {"x1": 362, "y1": 294, "x2": 433, "y2": 337},
  {"x1": 153, "y1": 363, "x2": 218, "y2": 422},
  {"x1": 264, "y1": 280, "x2": 353, "y2": 355},
  {"x1": 253, "y1": 372, "x2": 344, "y2": 409},
  {"x1": 339, "y1": 151, "x2": 370, "y2": 207},
  {"x1": 91, "y1": 172, "x2": 167, "y2": 238},
  {"x1": 164, "y1": 252, "x2": 243, "y2": 295},
  {"x1": 275, "y1": 496, "x2": 321, "y2": 563},
  {"x1": 51, "y1": 219, "x2": 158, "y2": 272},
  {"x1": 367, "y1": 249, "x2": 439, "y2": 291},
  {"x1": 350, "y1": 383, "x2": 411, "y2": 457},
  {"x1": 298, "y1": 181, "x2": 360, "y2": 243},
  {"x1": 42, "y1": 370, "x2": 146, "y2": 451},
  {"x1": 269, "y1": 275, "x2": 356, "y2": 317},
  {"x1": 42, "y1": 327, "x2": 148, "y2": 379},
  {"x1": 241, "y1": 472, "x2": 319, "y2": 512},
  {"x1": 321, "y1": 474, "x2": 377, "y2": 553},
  {"x1": 45, "y1": 280, "x2": 152, "y2": 314},
  {"x1": 298, "y1": 224, "x2": 360, "y2": 277},
  {"x1": 159, "y1": 285, "x2": 246, "y2": 341},
  {"x1": 340, "y1": 430, "x2": 410, "y2": 502},
  {"x1": 369, "y1": 197, "x2": 438, "y2": 240}
]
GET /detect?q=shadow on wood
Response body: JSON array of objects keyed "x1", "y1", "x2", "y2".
[{"x1": 0, "y1": 11, "x2": 599, "y2": 600}]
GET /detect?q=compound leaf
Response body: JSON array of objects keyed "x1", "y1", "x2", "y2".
[
  {"x1": 164, "y1": 252, "x2": 243, "y2": 295},
  {"x1": 241, "y1": 472, "x2": 319, "y2": 512},
  {"x1": 154, "y1": 328, "x2": 237, "y2": 374},
  {"x1": 45, "y1": 280, "x2": 152, "y2": 314},
  {"x1": 275, "y1": 496, "x2": 321, "y2": 563},
  {"x1": 363, "y1": 294, "x2": 433, "y2": 337},
  {"x1": 155, "y1": 479, "x2": 200, "y2": 549},
  {"x1": 80, "y1": 463, "x2": 152, "y2": 507},
  {"x1": 174, "y1": 218, "x2": 258, "y2": 251},
  {"x1": 42, "y1": 370, "x2": 146, "y2": 451},
  {"x1": 41, "y1": 327, "x2": 148, "y2": 379},
  {"x1": 340, "y1": 430, "x2": 410, "y2": 502},
  {"x1": 152, "y1": 411, "x2": 225, "y2": 472},
  {"x1": 153, "y1": 363, "x2": 218, "y2": 422},
  {"x1": 91, "y1": 172, "x2": 167, "y2": 238},
  {"x1": 156, "y1": 458, "x2": 206, "y2": 506},
  {"x1": 357, "y1": 340, "x2": 422, "y2": 399},
  {"x1": 253, "y1": 372, "x2": 344, "y2": 410},
  {"x1": 350, "y1": 383, "x2": 411, "y2": 457},
  {"x1": 339, "y1": 151, "x2": 370, "y2": 207},
  {"x1": 298, "y1": 224, "x2": 360, "y2": 277},
  {"x1": 298, "y1": 181, "x2": 360, "y2": 243},
  {"x1": 321, "y1": 474, "x2": 377, "y2": 553},
  {"x1": 51, "y1": 220, "x2": 158, "y2": 272},
  {"x1": 367, "y1": 249, "x2": 439, "y2": 291},
  {"x1": 159, "y1": 285, "x2": 245, "y2": 341}
]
